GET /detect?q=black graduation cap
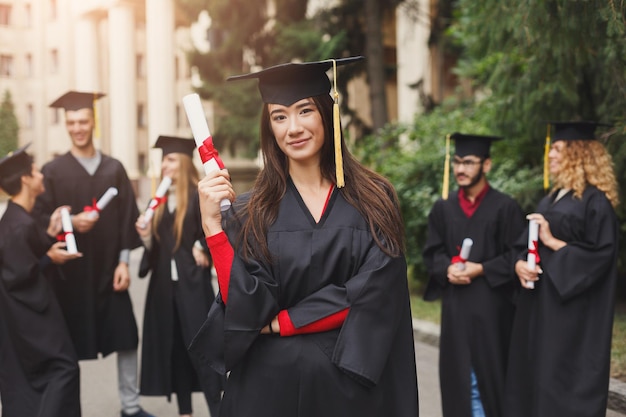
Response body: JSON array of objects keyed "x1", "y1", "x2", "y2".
[
  {"x1": 227, "y1": 56, "x2": 364, "y2": 106},
  {"x1": 548, "y1": 121, "x2": 610, "y2": 142},
  {"x1": 0, "y1": 143, "x2": 33, "y2": 180},
  {"x1": 49, "y1": 91, "x2": 105, "y2": 111},
  {"x1": 153, "y1": 136, "x2": 196, "y2": 157},
  {"x1": 450, "y1": 132, "x2": 503, "y2": 158}
]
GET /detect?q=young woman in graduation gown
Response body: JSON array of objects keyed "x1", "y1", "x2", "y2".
[
  {"x1": 0, "y1": 147, "x2": 81, "y2": 417},
  {"x1": 135, "y1": 137, "x2": 223, "y2": 417},
  {"x1": 504, "y1": 122, "x2": 620, "y2": 417},
  {"x1": 189, "y1": 57, "x2": 419, "y2": 417}
]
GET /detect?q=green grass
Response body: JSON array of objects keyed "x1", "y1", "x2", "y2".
[
  {"x1": 612, "y1": 309, "x2": 626, "y2": 380},
  {"x1": 410, "y1": 295, "x2": 626, "y2": 381}
]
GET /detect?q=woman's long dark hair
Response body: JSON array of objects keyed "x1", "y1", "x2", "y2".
[{"x1": 237, "y1": 93, "x2": 405, "y2": 262}]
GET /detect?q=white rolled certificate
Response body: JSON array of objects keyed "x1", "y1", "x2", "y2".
[
  {"x1": 182, "y1": 93, "x2": 231, "y2": 211},
  {"x1": 526, "y1": 219, "x2": 539, "y2": 289},
  {"x1": 88, "y1": 187, "x2": 119, "y2": 219},
  {"x1": 60, "y1": 207, "x2": 78, "y2": 254},
  {"x1": 141, "y1": 176, "x2": 172, "y2": 228},
  {"x1": 454, "y1": 238, "x2": 473, "y2": 271}
]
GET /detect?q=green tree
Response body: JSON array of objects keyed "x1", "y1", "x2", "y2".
[{"x1": 0, "y1": 90, "x2": 19, "y2": 157}]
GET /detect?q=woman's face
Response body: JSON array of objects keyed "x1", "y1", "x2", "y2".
[
  {"x1": 548, "y1": 140, "x2": 566, "y2": 175},
  {"x1": 161, "y1": 153, "x2": 180, "y2": 183},
  {"x1": 268, "y1": 98, "x2": 325, "y2": 166}
]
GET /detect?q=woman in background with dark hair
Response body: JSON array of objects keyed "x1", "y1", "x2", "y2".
[
  {"x1": 505, "y1": 121, "x2": 620, "y2": 417},
  {"x1": 135, "y1": 136, "x2": 222, "y2": 417},
  {"x1": 190, "y1": 57, "x2": 419, "y2": 417}
]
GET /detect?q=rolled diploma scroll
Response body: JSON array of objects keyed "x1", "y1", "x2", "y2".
[
  {"x1": 60, "y1": 207, "x2": 78, "y2": 254},
  {"x1": 88, "y1": 187, "x2": 119, "y2": 219},
  {"x1": 141, "y1": 176, "x2": 172, "y2": 227},
  {"x1": 526, "y1": 219, "x2": 539, "y2": 289},
  {"x1": 182, "y1": 93, "x2": 231, "y2": 211},
  {"x1": 454, "y1": 238, "x2": 473, "y2": 271}
]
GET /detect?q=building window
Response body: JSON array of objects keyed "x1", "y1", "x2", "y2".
[
  {"x1": 24, "y1": 3, "x2": 31, "y2": 27},
  {"x1": 137, "y1": 103, "x2": 145, "y2": 128},
  {"x1": 175, "y1": 104, "x2": 181, "y2": 128},
  {"x1": 25, "y1": 53, "x2": 33, "y2": 77},
  {"x1": 0, "y1": 55, "x2": 13, "y2": 77},
  {"x1": 26, "y1": 104, "x2": 34, "y2": 128},
  {"x1": 0, "y1": 4, "x2": 11, "y2": 25},
  {"x1": 136, "y1": 54, "x2": 145, "y2": 78},
  {"x1": 50, "y1": 49, "x2": 58, "y2": 74},
  {"x1": 175, "y1": 56, "x2": 180, "y2": 80}
]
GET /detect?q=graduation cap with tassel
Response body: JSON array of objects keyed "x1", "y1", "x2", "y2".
[
  {"x1": 49, "y1": 90, "x2": 106, "y2": 140},
  {"x1": 542, "y1": 121, "x2": 612, "y2": 192},
  {"x1": 226, "y1": 56, "x2": 364, "y2": 188},
  {"x1": 441, "y1": 132, "x2": 502, "y2": 199}
]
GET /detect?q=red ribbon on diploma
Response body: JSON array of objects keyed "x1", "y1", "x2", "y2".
[
  {"x1": 528, "y1": 240, "x2": 541, "y2": 264},
  {"x1": 451, "y1": 245, "x2": 467, "y2": 265},
  {"x1": 198, "y1": 136, "x2": 225, "y2": 169},
  {"x1": 148, "y1": 195, "x2": 167, "y2": 210},
  {"x1": 83, "y1": 197, "x2": 100, "y2": 214},
  {"x1": 56, "y1": 231, "x2": 71, "y2": 242}
]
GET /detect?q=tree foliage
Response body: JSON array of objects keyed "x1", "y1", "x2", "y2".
[{"x1": 0, "y1": 90, "x2": 19, "y2": 158}]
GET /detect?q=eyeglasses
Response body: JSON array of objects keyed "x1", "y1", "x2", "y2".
[{"x1": 451, "y1": 159, "x2": 483, "y2": 168}]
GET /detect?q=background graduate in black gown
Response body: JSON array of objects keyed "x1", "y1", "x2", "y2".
[
  {"x1": 34, "y1": 91, "x2": 153, "y2": 417},
  {"x1": 422, "y1": 133, "x2": 525, "y2": 417},
  {"x1": 505, "y1": 121, "x2": 620, "y2": 417},
  {"x1": 0, "y1": 145, "x2": 81, "y2": 417},
  {"x1": 189, "y1": 56, "x2": 419, "y2": 417},
  {"x1": 135, "y1": 136, "x2": 223, "y2": 417}
]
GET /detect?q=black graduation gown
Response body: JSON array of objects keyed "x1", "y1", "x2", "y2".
[
  {"x1": 189, "y1": 180, "x2": 419, "y2": 417},
  {"x1": 0, "y1": 201, "x2": 81, "y2": 417},
  {"x1": 34, "y1": 152, "x2": 141, "y2": 359},
  {"x1": 138, "y1": 190, "x2": 223, "y2": 401},
  {"x1": 422, "y1": 188, "x2": 525, "y2": 417},
  {"x1": 504, "y1": 186, "x2": 619, "y2": 417}
]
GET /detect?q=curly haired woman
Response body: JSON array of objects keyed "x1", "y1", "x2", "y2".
[{"x1": 505, "y1": 121, "x2": 620, "y2": 417}]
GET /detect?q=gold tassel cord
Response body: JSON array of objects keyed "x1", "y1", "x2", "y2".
[
  {"x1": 93, "y1": 92, "x2": 100, "y2": 140},
  {"x1": 331, "y1": 59, "x2": 345, "y2": 188},
  {"x1": 543, "y1": 125, "x2": 551, "y2": 192},
  {"x1": 442, "y1": 134, "x2": 450, "y2": 200}
]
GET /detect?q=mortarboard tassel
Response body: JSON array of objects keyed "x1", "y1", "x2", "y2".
[
  {"x1": 331, "y1": 60, "x2": 345, "y2": 188},
  {"x1": 93, "y1": 92, "x2": 100, "y2": 140},
  {"x1": 543, "y1": 124, "x2": 551, "y2": 192},
  {"x1": 442, "y1": 134, "x2": 451, "y2": 199}
]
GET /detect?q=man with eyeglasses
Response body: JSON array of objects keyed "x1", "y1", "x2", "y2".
[{"x1": 422, "y1": 133, "x2": 525, "y2": 417}]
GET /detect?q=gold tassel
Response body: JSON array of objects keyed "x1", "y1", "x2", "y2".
[
  {"x1": 442, "y1": 134, "x2": 450, "y2": 199},
  {"x1": 93, "y1": 92, "x2": 100, "y2": 140},
  {"x1": 331, "y1": 60, "x2": 344, "y2": 188},
  {"x1": 543, "y1": 125, "x2": 551, "y2": 192}
]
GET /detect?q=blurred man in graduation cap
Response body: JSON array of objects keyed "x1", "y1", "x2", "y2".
[
  {"x1": 423, "y1": 133, "x2": 525, "y2": 417},
  {"x1": 505, "y1": 121, "x2": 619, "y2": 417},
  {"x1": 190, "y1": 56, "x2": 419, "y2": 417},
  {"x1": 33, "y1": 91, "x2": 153, "y2": 417},
  {"x1": 0, "y1": 144, "x2": 81, "y2": 417},
  {"x1": 135, "y1": 136, "x2": 224, "y2": 417}
]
